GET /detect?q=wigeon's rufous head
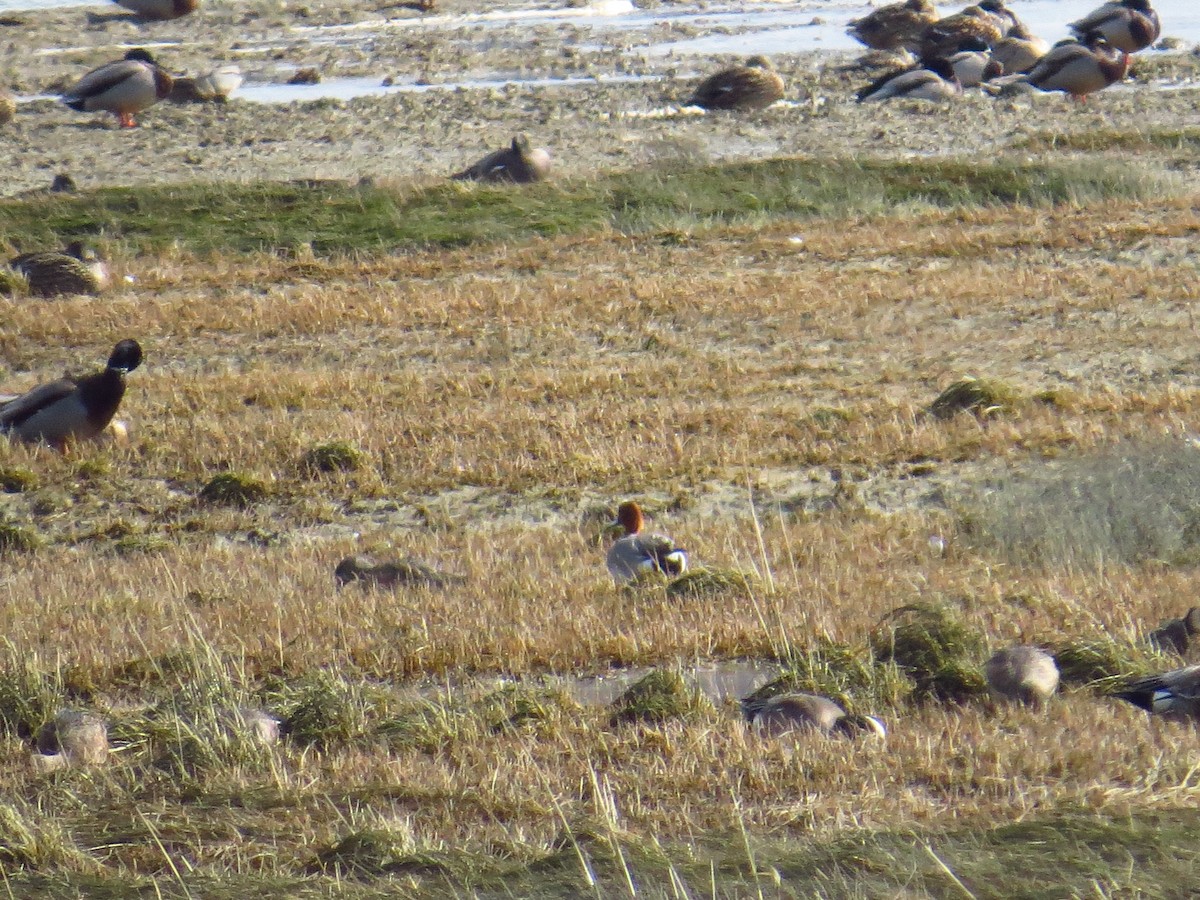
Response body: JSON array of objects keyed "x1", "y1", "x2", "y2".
[{"x1": 612, "y1": 501, "x2": 645, "y2": 537}]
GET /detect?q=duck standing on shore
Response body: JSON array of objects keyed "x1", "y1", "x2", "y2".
[{"x1": 62, "y1": 49, "x2": 174, "y2": 128}]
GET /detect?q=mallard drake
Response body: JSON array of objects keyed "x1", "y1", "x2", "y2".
[
  {"x1": 0, "y1": 87, "x2": 15, "y2": 124},
  {"x1": 62, "y1": 48, "x2": 173, "y2": 128},
  {"x1": 991, "y1": 22, "x2": 1051, "y2": 74},
  {"x1": 451, "y1": 134, "x2": 551, "y2": 184},
  {"x1": 857, "y1": 57, "x2": 962, "y2": 101},
  {"x1": 686, "y1": 55, "x2": 785, "y2": 111},
  {"x1": 1023, "y1": 34, "x2": 1128, "y2": 100},
  {"x1": 334, "y1": 554, "x2": 465, "y2": 589},
  {"x1": 984, "y1": 646, "x2": 1059, "y2": 706},
  {"x1": 847, "y1": 0, "x2": 939, "y2": 52},
  {"x1": 605, "y1": 501, "x2": 688, "y2": 583},
  {"x1": 1070, "y1": 0, "x2": 1160, "y2": 54},
  {"x1": 934, "y1": 36, "x2": 1003, "y2": 86},
  {"x1": 1115, "y1": 664, "x2": 1200, "y2": 720},
  {"x1": 0, "y1": 339, "x2": 143, "y2": 449},
  {"x1": 9, "y1": 241, "x2": 110, "y2": 297},
  {"x1": 112, "y1": 0, "x2": 199, "y2": 20},
  {"x1": 917, "y1": 6, "x2": 1005, "y2": 58},
  {"x1": 1149, "y1": 608, "x2": 1200, "y2": 656},
  {"x1": 741, "y1": 692, "x2": 887, "y2": 738},
  {"x1": 35, "y1": 709, "x2": 109, "y2": 767}
]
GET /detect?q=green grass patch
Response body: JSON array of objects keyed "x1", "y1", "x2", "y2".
[
  {"x1": 0, "y1": 156, "x2": 1177, "y2": 257},
  {"x1": 1016, "y1": 126, "x2": 1200, "y2": 155}
]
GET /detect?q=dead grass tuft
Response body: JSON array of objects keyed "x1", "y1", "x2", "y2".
[
  {"x1": 300, "y1": 441, "x2": 363, "y2": 475},
  {"x1": 199, "y1": 473, "x2": 270, "y2": 508},
  {"x1": 664, "y1": 567, "x2": 758, "y2": 600},
  {"x1": 929, "y1": 375, "x2": 1019, "y2": 420},
  {"x1": 870, "y1": 604, "x2": 987, "y2": 703},
  {"x1": 610, "y1": 670, "x2": 706, "y2": 725}
]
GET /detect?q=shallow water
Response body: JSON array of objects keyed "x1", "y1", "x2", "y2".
[
  {"x1": 558, "y1": 659, "x2": 783, "y2": 707},
  {"x1": 5, "y1": 0, "x2": 1200, "y2": 50},
  {"x1": 235, "y1": 71, "x2": 664, "y2": 105}
]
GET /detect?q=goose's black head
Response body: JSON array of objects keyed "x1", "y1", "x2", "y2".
[
  {"x1": 124, "y1": 48, "x2": 158, "y2": 65},
  {"x1": 107, "y1": 339, "x2": 143, "y2": 374}
]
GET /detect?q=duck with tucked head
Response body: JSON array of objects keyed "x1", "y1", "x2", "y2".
[
  {"x1": 0, "y1": 340, "x2": 143, "y2": 449},
  {"x1": 334, "y1": 554, "x2": 465, "y2": 590},
  {"x1": 605, "y1": 501, "x2": 688, "y2": 583},
  {"x1": 9, "y1": 241, "x2": 110, "y2": 297},
  {"x1": 857, "y1": 57, "x2": 962, "y2": 101},
  {"x1": 991, "y1": 21, "x2": 1051, "y2": 75},
  {"x1": 112, "y1": 0, "x2": 199, "y2": 20},
  {"x1": 0, "y1": 87, "x2": 15, "y2": 125},
  {"x1": 847, "y1": 0, "x2": 939, "y2": 52},
  {"x1": 452, "y1": 135, "x2": 551, "y2": 184},
  {"x1": 933, "y1": 36, "x2": 1003, "y2": 86},
  {"x1": 1070, "y1": 0, "x2": 1160, "y2": 54},
  {"x1": 984, "y1": 646, "x2": 1059, "y2": 707},
  {"x1": 1022, "y1": 33, "x2": 1128, "y2": 100},
  {"x1": 741, "y1": 692, "x2": 887, "y2": 738},
  {"x1": 1115, "y1": 663, "x2": 1200, "y2": 721},
  {"x1": 687, "y1": 55, "x2": 785, "y2": 111},
  {"x1": 917, "y1": 5, "x2": 1004, "y2": 58},
  {"x1": 62, "y1": 48, "x2": 173, "y2": 128}
]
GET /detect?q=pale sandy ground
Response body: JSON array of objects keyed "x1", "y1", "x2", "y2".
[{"x1": 1, "y1": 0, "x2": 1200, "y2": 194}]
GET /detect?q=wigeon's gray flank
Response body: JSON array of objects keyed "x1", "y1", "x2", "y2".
[{"x1": 1115, "y1": 664, "x2": 1200, "y2": 720}]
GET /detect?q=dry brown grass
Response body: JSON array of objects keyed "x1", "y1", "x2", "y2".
[{"x1": 4, "y1": 194, "x2": 1200, "y2": 893}]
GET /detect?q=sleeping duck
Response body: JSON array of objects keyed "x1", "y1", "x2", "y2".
[
  {"x1": 62, "y1": 48, "x2": 174, "y2": 128},
  {"x1": 687, "y1": 55, "x2": 786, "y2": 111},
  {"x1": 0, "y1": 340, "x2": 142, "y2": 449},
  {"x1": 451, "y1": 135, "x2": 551, "y2": 184},
  {"x1": 916, "y1": 5, "x2": 1005, "y2": 58},
  {"x1": 9, "y1": 242, "x2": 110, "y2": 297},
  {"x1": 933, "y1": 36, "x2": 1003, "y2": 86},
  {"x1": 847, "y1": 0, "x2": 939, "y2": 52},
  {"x1": 857, "y1": 57, "x2": 962, "y2": 101},
  {"x1": 1023, "y1": 33, "x2": 1128, "y2": 100},
  {"x1": 112, "y1": 0, "x2": 200, "y2": 20},
  {"x1": 1069, "y1": 0, "x2": 1160, "y2": 54},
  {"x1": 991, "y1": 22, "x2": 1051, "y2": 74}
]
